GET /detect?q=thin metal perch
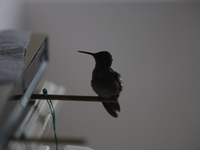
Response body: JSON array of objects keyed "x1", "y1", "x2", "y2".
[
  {"x1": 10, "y1": 137, "x2": 86, "y2": 144},
  {"x1": 10, "y1": 94, "x2": 118, "y2": 103}
]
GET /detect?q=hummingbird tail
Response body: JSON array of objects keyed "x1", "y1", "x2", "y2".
[{"x1": 102, "y1": 102, "x2": 121, "y2": 118}]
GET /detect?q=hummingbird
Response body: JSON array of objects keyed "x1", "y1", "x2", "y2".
[{"x1": 78, "y1": 51, "x2": 122, "y2": 118}]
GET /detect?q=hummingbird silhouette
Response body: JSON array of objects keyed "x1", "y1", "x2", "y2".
[{"x1": 78, "y1": 51, "x2": 122, "y2": 118}]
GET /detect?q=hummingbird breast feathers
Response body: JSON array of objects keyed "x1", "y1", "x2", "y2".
[{"x1": 91, "y1": 68, "x2": 122, "y2": 99}]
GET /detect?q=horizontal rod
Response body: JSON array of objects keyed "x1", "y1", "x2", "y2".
[
  {"x1": 10, "y1": 94, "x2": 118, "y2": 103},
  {"x1": 11, "y1": 137, "x2": 86, "y2": 144}
]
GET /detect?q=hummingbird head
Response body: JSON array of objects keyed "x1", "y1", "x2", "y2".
[{"x1": 78, "y1": 51, "x2": 113, "y2": 68}]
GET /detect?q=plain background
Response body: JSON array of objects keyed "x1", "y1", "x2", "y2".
[{"x1": 1, "y1": 0, "x2": 200, "y2": 150}]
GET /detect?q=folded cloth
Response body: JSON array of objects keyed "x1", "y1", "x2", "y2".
[{"x1": 0, "y1": 30, "x2": 31, "y2": 83}]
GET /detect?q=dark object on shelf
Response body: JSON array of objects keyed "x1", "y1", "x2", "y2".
[{"x1": 0, "y1": 30, "x2": 48, "y2": 150}]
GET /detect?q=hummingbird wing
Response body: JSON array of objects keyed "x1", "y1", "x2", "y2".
[
  {"x1": 101, "y1": 68, "x2": 122, "y2": 118},
  {"x1": 110, "y1": 68, "x2": 123, "y2": 96}
]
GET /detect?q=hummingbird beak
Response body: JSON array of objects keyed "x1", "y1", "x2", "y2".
[{"x1": 78, "y1": 51, "x2": 94, "y2": 56}]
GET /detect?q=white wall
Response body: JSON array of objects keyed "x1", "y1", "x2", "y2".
[
  {"x1": 26, "y1": 0, "x2": 200, "y2": 2},
  {"x1": 0, "y1": 0, "x2": 26, "y2": 30},
  {"x1": 1, "y1": 1, "x2": 200, "y2": 150},
  {"x1": 22, "y1": 2, "x2": 200, "y2": 150}
]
